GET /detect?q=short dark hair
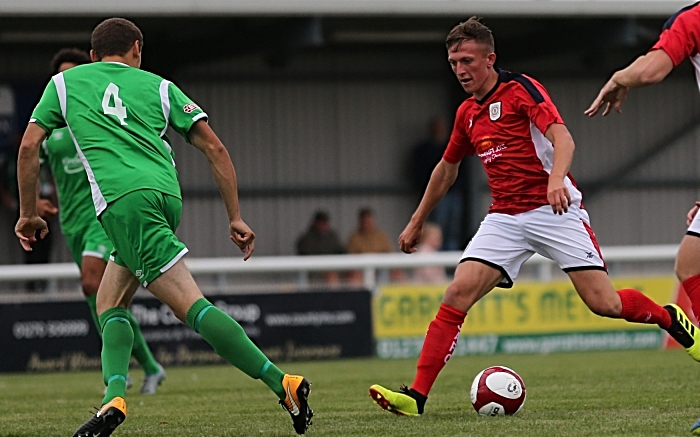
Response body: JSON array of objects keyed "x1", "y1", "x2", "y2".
[
  {"x1": 91, "y1": 17, "x2": 143, "y2": 60},
  {"x1": 50, "y1": 48, "x2": 90, "y2": 75},
  {"x1": 445, "y1": 17, "x2": 495, "y2": 53},
  {"x1": 359, "y1": 207, "x2": 374, "y2": 219},
  {"x1": 313, "y1": 210, "x2": 330, "y2": 223}
]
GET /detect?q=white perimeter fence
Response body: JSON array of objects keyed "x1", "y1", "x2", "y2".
[{"x1": 0, "y1": 244, "x2": 680, "y2": 298}]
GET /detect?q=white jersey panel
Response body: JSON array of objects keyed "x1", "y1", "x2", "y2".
[
  {"x1": 52, "y1": 74, "x2": 108, "y2": 215},
  {"x1": 529, "y1": 122, "x2": 582, "y2": 208},
  {"x1": 691, "y1": 54, "x2": 700, "y2": 94}
]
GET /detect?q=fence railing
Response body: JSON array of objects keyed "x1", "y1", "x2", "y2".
[{"x1": 0, "y1": 244, "x2": 680, "y2": 292}]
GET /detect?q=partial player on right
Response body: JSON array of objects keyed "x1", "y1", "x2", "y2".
[
  {"x1": 585, "y1": 3, "x2": 700, "y2": 434},
  {"x1": 40, "y1": 47, "x2": 165, "y2": 395},
  {"x1": 368, "y1": 17, "x2": 700, "y2": 419}
]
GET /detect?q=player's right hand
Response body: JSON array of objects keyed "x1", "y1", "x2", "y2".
[
  {"x1": 230, "y1": 219, "x2": 255, "y2": 261},
  {"x1": 584, "y1": 79, "x2": 629, "y2": 117},
  {"x1": 14, "y1": 215, "x2": 48, "y2": 252},
  {"x1": 687, "y1": 201, "x2": 700, "y2": 226},
  {"x1": 398, "y1": 221, "x2": 423, "y2": 254}
]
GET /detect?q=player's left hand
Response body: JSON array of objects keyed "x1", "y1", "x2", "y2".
[
  {"x1": 547, "y1": 178, "x2": 571, "y2": 215},
  {"x1": 14, "y1": 215, "x2": 48, "y2": 252},
  {"x1": 36, "y1": 198, "x2": 58, "y2": 220},
  {"x1": 230, "y1": 219, "x2": 255, "y2": 260},
  {"x1": 686, "y1": 201, "x2": 700, "y2": 226},
  {"x1": 584, "y1": 79, "x2": 629, "y2": 117}
]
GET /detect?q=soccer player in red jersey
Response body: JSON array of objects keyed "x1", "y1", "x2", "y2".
[
  {"x1": 586, "y1": 4, "x2": 700, "y2": 433},
  {"x1": 369, "y1": 17, "x2": 700, "y2": 418}
]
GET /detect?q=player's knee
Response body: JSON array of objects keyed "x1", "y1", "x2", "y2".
[
  {"x1": 675, "y1": 264, "x2": 697, "y2": 283},
  {"x1": 443, "y1": 282, "x2": 478, "y2": 311}
]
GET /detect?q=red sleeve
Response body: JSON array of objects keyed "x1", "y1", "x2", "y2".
[
  {"x1": 443, "y1": 102, "x2": 474, "y2": 164},
  {"x1": 652, "y1": 11, "x2": 699, "y2": 67},
  {"x1": 515, "y1": 77, "x2": 564, "y2": 136}
]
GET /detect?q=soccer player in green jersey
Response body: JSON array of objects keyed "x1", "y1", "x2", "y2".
[
  {"x1": 15, "y1": 18, "x2": 312, "y2": 436},
  {"x1": 40, "y1": 48, "x2": 166, "y2": 395}
]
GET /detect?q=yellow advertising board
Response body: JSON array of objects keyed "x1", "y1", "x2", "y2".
[{"x1": 374, "y1": 277, "x2": 677, "y2": 357}]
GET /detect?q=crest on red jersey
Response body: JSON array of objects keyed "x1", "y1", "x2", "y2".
[{"x1": 489, "y1": 102, "x2": 501, "y2": 121}]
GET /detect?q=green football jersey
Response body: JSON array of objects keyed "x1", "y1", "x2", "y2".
[
  {"x1": 30, "y1": 62, "x2": 207, "y2": 216},
  {"x1": 39, "y1": 127, "x2": 96, "y2": 235}
]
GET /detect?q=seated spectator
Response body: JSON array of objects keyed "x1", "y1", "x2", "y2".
[
  {"x1": 347, "y1": 207, "x2": 405, "y2": 285},
  {"x1": 413, "y1": 222, "x2": 448, "y2": 284},
  {"x1": 296, "y1": 210, "x2": 346, "y2": 285},
  {"x1": 347, "y1": 207, "x2": 392, "y2": 254}
]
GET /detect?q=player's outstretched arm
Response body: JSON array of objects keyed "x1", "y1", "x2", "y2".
[
  {"x1": 399, "y1": 159, "x2": 459, "y2": 253},
  {"x1": 188, "y1": 120, "x2": 255, "y2": 260},
  {"x1": 545, "y1": 123, "x2": 573, "y2": 215},
  {"x1": 15, "y1": 123, "x2": 49, "y2": 251},
  {"x1": 585, "y1": 50, "x2": 674, "y2": 117}
]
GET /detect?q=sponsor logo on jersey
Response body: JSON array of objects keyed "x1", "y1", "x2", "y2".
[
  {"x1": 62, "y1": 155, "x2": 85, "y2": 174},
  {"x1": 51, "y1": 131, "x2": 64, "y2": 140},
  {"x1": 183, "y1": 103, "x2": 200, "y2": 113},
  {"x1": 478, "y1": 143, "x2": 507, "y2": 164},
  {"x1": 489, "y1": 102, "x2": 501, "y2": 121}
]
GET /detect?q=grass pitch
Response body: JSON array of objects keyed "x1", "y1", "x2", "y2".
[{"x1": 1, "y1": 349, "x2": 699, "y2": 436}]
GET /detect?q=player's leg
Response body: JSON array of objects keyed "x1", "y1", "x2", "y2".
[
  {"x1": 82, "y1": 219, "x2": 164, "y2": 392},
  {"x1": 95, "y1": 261, "x2": 140, "y2": 403},
  {"x1": 675, "y1": 233, "x2": 700, "y2": 319},
  {"x1": 568, "y1": 268, "x2": 700, "y2": 360},
  {"x1": 73, "y1": 261, "x2": 139, "y2": 437},
  {"x1": 567, "y1": 269, "x2": 669, "y2": 323},
  {"x1": 98, "y1": 190, "x2": 311, "y2": 434},
  {"x1": 146, "y1": 259, "x2": 312, "y2": 434},
  {"x1": 370, "y1": 213, "x2": 531, "y2": 416},
  {"x1": 370, "y1": 261, "x2": 503, "y2": 416},
  {"x1": 531, "y1": 205, "x2": 700, "y2": 360}
]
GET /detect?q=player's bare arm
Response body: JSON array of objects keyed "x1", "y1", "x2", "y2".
[
  {"x1": 188, "y1": 119, "x2": 255, "y2": 260},
  {"x1": 399, "y1": 159, "x2": 459, "y2": 253},
  {"x1": 15, "y1": 123, "x2": 49, "y2": 251},
  {"x1": 585, "y1": 49, "x2": 674, "y2": 117},
  {"x1": 545, "y1": 123, "x2": 574, "y2": 215}
]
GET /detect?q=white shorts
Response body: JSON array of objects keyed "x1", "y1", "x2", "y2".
[
  {"x1": 688, "y1": 211, "x2": 700, "y2": 236},
  {"x1": 461, "y1": 205, "x2": 606, "y2": 288}
]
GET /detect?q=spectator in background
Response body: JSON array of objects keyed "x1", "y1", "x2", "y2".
[
  {"x1": 412, "y1": 222, "x2": 448, "y2": 284},
  {"x1": 296, "y1": 210, "x2": 346, "y2": 285},
  {"x1": 348, "y1": 207, "x2": 392, "y2": 254},
  {"x1": 347, "y1": 207, "x2": 404, "y2": 284},
  {"x1": 411, "y1": 116, "x2": 465, "y2": 250}
]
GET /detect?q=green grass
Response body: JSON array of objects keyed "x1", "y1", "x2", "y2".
[{"x1": 1, "y1": 349, "x2": 699, "y2": 436}]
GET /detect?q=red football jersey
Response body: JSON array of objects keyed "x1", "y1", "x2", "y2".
[
  {"x1": 652, "y1": 2, "x2": 700, "y2": 91},
  {"x1": 444, "y1": 69, "x2": 582, "y2": 215}
]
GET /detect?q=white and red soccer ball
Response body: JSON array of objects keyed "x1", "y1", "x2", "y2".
[{"x1": 470, "y1": 366, "x2": 526, "y2": 416}]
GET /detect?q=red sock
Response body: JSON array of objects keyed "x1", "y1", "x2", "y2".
[
  {"x1": 411, "y1": 303, "x2": 466, "y2": 397},
  {"x1": 617, "y1": 288, "x2": 671, "y2": 329},
  {"x1": 682, "y1": 275, "x2": 700, "y2": 320}
]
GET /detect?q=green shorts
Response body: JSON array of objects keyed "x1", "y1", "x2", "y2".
[
  {"x1": 64, "y1": 219, "x2": 113, "y2": 268},
  {"x1": 100, "y1": 189, "x2": 187, "y2": 287}
]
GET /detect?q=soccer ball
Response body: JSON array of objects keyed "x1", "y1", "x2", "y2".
[{"x1": 470, "y1": 366, "x2": 526, "y2": 416}]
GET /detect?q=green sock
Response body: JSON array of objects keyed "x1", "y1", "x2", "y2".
[
  {"x1": 126, "y1": 309, "x2": 160, "y2": 375},
  {"x1": 85, "y1": 294, "x2": 101, "y2": 338},
  {"x1": 186, "y1": 298, "x2": 286, "y2": 399},
  {"x1": 99, "y1": 307, "x2": 134, "y2": 404}
]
